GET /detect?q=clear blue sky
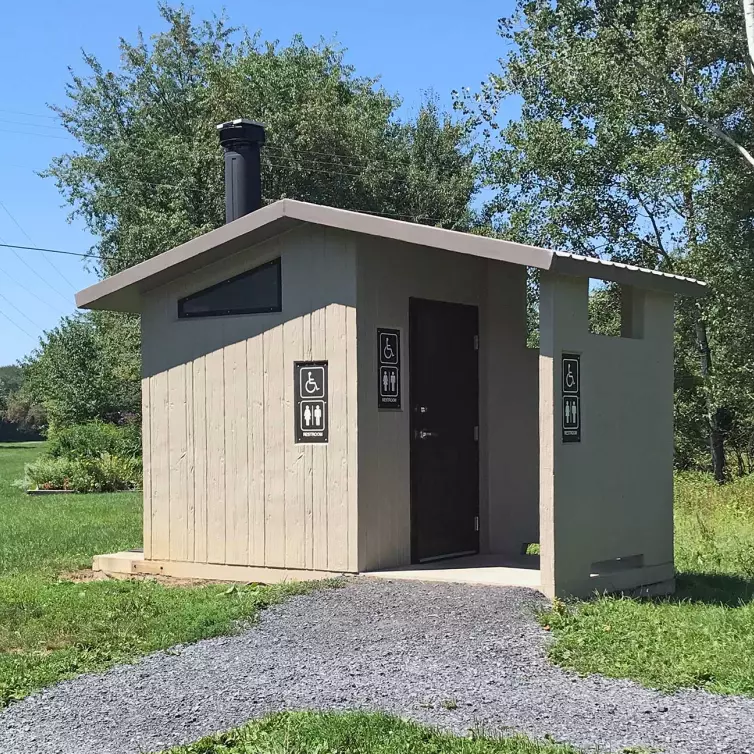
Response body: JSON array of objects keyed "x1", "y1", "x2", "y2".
[{"x1": 0, "y1": 0, "x2": 513, "y2": 364}]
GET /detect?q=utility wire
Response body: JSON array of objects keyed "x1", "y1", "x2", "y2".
[
  {"x1": 0, "y1": 243, "x2": 74, "y2": 306},
  {"x1": 0, "y1": 308, "x2": 35, "y2": 340},
  {"x1": 0, "y1": 201, "x2": 78, "y2": 292},
  {"x1": 0, "y1": 127, "x2": 75, "y2": 142},
  {"x1": 0, "y1": 258, "x2": 66, "y2": 316},
  {"x1": 0, "y1": 289, "x2": 42, "y2": 329},
  {"x1": 0, "y1": 203, "x2": 461, "y2": 263},
  {"x1": 0, "y1": 242, "x2": 104, "y2": 260},
  {"x1": 0, "y1": 107, "x2": 59, "y2": 120},
  {"x1": 0, "y1": 118, "x2": 67, "y2": 132},
  {"x1": 0, "y1": 230, "x2": 67, "y2": 315}
]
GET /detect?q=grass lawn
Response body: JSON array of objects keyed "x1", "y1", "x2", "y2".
[
  {"x1": 0, "y1": 442, "x2": 321, "y2": 707},
  {"x1": 540, "y1": 471, "x2": 754, "y2": 696},
  {"x1": 160, "y1": 711, "x2": 580, "y2": 754}
]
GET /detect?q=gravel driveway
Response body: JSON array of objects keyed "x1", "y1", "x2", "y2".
[{"x1": 1, "y1": 579, "x2": 753, "y2": 754}]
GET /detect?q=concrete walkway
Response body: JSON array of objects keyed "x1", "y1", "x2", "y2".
[{"x1": 0, "y1": 579, "x2": 752, "y2": 754}]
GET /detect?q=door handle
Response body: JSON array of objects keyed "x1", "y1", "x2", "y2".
[{"x1": 415, "y1": 430, "x2": 439, "y2": 439}]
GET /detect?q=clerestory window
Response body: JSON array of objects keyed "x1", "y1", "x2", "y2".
[{"x1": 177, "y1": 258, "x2": 282, "y2": 318}]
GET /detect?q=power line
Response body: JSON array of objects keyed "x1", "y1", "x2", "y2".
[
  {"x1": 0, "y1": 127, "x2": 75, "y2": 142},
  {"x1": 0, "y1": 201, "x2": 78, "y2": 291},
  {"x1": 0, "y1": 230, "x2": 68, "y2": 315},
  {"x1": 0, "y1": 205, "x2": 460, "y2": 265},
  {"x1": 0, "y1": 118, "x2": 67, "y2": 132},
  {"x1": 0, "y1": 242, "x2": 100, "y2": 260},
  {"x1": 0, "y1": 243, "x2": 75, "y2": 306},
  {"x1": 0, "y1": 308, "x2": 35, "y2": 340},
  {"x1": 0, "y1": 257, "x2": 67, "y2": 316},
  {"x1": 0, "y1": 289, "x2": 42, "y2": 329},
  {"x1": 0, "y1": 107, "x2": 59, "y2": 120}
]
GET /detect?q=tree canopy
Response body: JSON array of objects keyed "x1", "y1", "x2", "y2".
[
  {"x1": 28, "y1": 3, "x2": 478, "y2": 428},
  {"x1": 46, "y1": 4, "x2": 478, "y2": 278},
  {"x1": 462, "y1": 0, "x2": 754, "y2": 478}
]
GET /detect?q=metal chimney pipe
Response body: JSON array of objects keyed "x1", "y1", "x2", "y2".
[{"x1": 216, "y1": 118, "x2": 266, "y2": 223}]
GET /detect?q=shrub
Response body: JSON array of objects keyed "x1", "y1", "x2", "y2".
[
  {"x1": 47, "y1": 421, "x2": 141, "y2": 461},
  {"x1": 23, "y1": 453, "x2": 142, "y2": 493}
]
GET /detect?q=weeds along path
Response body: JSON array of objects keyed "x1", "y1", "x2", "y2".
[{"x1": 1, "y1": 579, "x2": 753, "y2": 754}]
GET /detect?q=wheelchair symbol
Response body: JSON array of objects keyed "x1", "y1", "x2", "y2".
[
  {"x1": 299, "y1": 365, "x2": 325, "y2": 399},
  {"x1": 565, "y1": 365, "x2": 576, "y2": 389},
  {"x1": 304, "y1": 371, "x2": 319, "y2": 394},
  {"x1": 562, "y1": 357, "x2": 579, "y2": 394},
  {"x1": 380, "y1": 332, "x2": 398, "y2": 364}
]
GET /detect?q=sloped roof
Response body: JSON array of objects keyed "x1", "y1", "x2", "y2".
[{"x1": 75, "y1": 198, "x2": 707, "y2": 312}]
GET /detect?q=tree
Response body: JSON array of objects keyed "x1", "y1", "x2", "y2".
[
  {"x1": 465, "y1": 0, "x2": 754, "y2": 481},
  {"x1": 22, "y1": 312, "x2": 140, "y2": 431},
  {"x1": 0, "y1": 366, "x2": 23, "y2": 414},
  {"x1": 0, "y1": 364, "x2": 46, "y2": 436},
  {"x1": 46, "y1": 4, "x2": 477, "y2": 278},
  {"x1": 32, "y1": 4, "x2": 477, "y2": 430}
]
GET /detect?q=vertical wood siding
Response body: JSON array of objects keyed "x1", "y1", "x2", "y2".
[
  {"x1": 141, "y1": 227, "x2": 358, "y2": 571},
  {"x1": 355, "y1": 237, "x2": 538, "y2": 571}
]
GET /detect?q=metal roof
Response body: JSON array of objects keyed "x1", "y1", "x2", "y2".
[{"x1": 75, "y1": 198, "x2": 707, "y2": 312}]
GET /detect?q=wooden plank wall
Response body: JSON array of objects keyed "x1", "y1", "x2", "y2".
[{"x1": 142, "y1": 227, "x2": 358, "y2": 572}]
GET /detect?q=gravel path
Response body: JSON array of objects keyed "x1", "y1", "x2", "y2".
[{"x1": 1, "y1": 579, "x2": 753, "y2": 754}]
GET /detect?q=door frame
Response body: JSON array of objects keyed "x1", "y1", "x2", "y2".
[{"x1": 408, "y1": 297, "x2": 481, "y2": 564}]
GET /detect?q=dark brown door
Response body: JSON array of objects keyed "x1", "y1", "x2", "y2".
[{"x1": 409, "y1": 298, "x2": 479, "y2": 563}]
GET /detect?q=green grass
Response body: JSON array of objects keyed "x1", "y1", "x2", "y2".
[
  {"x1": 0, "y1": 442, "x2": 323, "y2": 706},
  {"x1": 540, "y1": 471, "x2": 754, "y2": 696},
  {"x1": 160, "y1": 711, "x2": 580, "y2": 754}
]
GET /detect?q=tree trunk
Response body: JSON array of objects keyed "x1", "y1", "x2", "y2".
[
  {"x1": 685, "y1": 188, "x2": 726, "y2": 483},
  {"x1": 744, "y1": 0, "x2": 754, "y2": 78},
  {"x1": 694, "y1": 305, "x2": 726, "y2": 483}
]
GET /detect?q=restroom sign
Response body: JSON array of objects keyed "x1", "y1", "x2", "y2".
[
  {"x1": 294, "y1": 361, "x2": 328, "y2": 443},
  {"x1": 377, "y1": 328, "x2": 401, "y2": 409},
  {"x1": 562, "y1": 353, "x2": 580, "y2": 443}
]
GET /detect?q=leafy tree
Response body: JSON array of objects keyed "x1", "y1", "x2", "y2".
[
  {"x1": 46, "y1": 4, "x2": 477, "y2": 278},
  {"x1": 0, "y1": 365, "x2": 46, "y2": 436},
  {"x1": 22, "y1": 312, "x2": 140, "y2": 431},
  {"x1": 33, "y1": 3, "x2": 477, "y2": 429},
  {"x1": 0, "y1": 366, "x2": 23, "y2": 414},
  {"x1": 464, "y1": 0, "x2": 754, "y2": 481}
]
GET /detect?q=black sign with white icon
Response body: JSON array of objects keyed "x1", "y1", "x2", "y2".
[
  {"x1": 562, "y1": 353, "x2": 581, "y2": 442},
  {"x1": 377, "y1": 329, "x2": 401, "y2": 409},
  {"x1": 294, "y1": 361, "x2": 328, "y2": 443}
]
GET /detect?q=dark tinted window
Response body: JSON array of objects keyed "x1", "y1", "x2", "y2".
[{"x1": 178, "y1": 258, "x2": 282, "y2": 318}]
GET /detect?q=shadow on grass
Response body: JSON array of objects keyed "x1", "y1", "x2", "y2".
[{"x1": 668, "y1": 572, "x2": 754, "y2": 607}]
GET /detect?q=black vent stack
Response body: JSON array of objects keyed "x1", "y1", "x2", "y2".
[{"x1": 216, "y1": 118, "x2": 266, "y2": 223}]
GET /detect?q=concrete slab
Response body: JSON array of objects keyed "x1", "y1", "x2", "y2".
[
  {"x1": 365, "y1": 553, "x2": 542, "y2": 590},
  {"x1": 92, "y1": 551, "x2": 344, "y2": 583}
]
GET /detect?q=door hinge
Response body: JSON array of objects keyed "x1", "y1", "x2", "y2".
[
  {"x1": 473, "y1": 425, "x2": 479, "y2": 441},
  {"x1": 473, "y1": 334, "x2": 479, "y2": 351},
  {"x1": 474, "y1": 516, "x2": 480, "y2": 532}
]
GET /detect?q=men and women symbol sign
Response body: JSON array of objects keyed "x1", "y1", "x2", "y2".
[
  {"x1": 377, "y1": 328, "x2": 401, "y2": 410},
  {"x1": 562, "y1": 353, "x2": 581, "y2": 443},
  {"x1": 294, "y1": 361, "x2": 328, "y2": 443},
  {"x1": 293, "y1": 330, "x2": 403, "y2": 443}
]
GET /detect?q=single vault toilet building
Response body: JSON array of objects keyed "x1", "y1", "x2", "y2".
[{"x1": 80, "y1": 122, "x2": 707, "y2": 598}]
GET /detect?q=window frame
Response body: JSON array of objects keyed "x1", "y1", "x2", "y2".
[{"x1": 177, "y1": 257, "x2": 282, "y2": 319}]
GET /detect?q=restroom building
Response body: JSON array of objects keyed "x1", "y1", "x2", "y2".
[{"x1": 80, "y1": 119, "x2": 707, "y2": 598}]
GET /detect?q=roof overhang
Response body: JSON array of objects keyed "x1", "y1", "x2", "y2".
[{"x1": 75, "y1": 198, "x2": 707, "y2": 312}]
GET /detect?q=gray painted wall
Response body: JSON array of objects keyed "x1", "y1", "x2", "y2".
[
  {"x1": 539, "y1": 273, "x2": 675, "y2": 598},
  {"x1": 355, "y1": 235, "x2": 539, "y2": 571},
  {"x1": 141, "y1": 225, "x2": 358, "y2": 572}
]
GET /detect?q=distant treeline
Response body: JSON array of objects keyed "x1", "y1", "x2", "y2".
[{"x1": 0, "y1": 421, "x2": 42, "y2": 443}]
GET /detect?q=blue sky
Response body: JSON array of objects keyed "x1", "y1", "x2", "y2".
[{"x1": 0, "y1": 0, "x2": 514, "y2": 364}]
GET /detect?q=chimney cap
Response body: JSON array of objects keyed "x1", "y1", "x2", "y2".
[{"x1": 217, "y1": 118, "x2": 266, "y2": 148}]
